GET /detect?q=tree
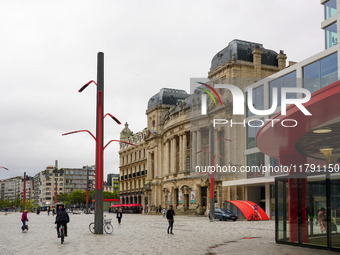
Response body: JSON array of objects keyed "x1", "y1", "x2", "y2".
[
  {"x1": 56, "y1": 193, "x2": 70, "y2": 203},
  {"x1": 103, "y1": 191, "x2": 119, "y2": 199},
  {"x1": 71, "y1": 190, "x2": 86, "y2": 205},
  {"x1": 19, "y1": 199, "x2": 35, "y2": 212}
]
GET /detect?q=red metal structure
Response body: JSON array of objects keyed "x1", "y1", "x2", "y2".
[{"x1": 227, "y1": 200, "x2": 269, "y2": 221}]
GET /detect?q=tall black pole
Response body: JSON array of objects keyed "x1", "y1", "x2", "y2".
[
  {"x1": 209, "y1": 125, "x2": 215, "y2": 222},
  {"x1": 95, "y1": 52, "x2": 104, "y2": 234}
]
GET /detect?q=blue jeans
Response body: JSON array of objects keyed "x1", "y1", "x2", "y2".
[{"x1": 22, "y1": 220, "x2": 26, "y2": 231}]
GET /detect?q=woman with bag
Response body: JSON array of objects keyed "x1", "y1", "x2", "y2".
[{"x1": 21, "y1": 209, "x2": 29, "y2": 233}]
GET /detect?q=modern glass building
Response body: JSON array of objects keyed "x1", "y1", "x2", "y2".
[{"x1": 238, "y1": 0, "x2": 340, "y2": 251}]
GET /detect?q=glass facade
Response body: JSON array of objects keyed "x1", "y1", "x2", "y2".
[
  {"x1": 269, "y1": 71, "x2": 297, "y2": 107},
  {"x1": 270, "y1": 157, "x2": 284, "y2": 176},
  {"x1": 246, "y1": 119, "x2": 263, "y2": 149},
  {"x1": 326, "y1": 22, "x2": 337, "y2": 49},
  {"x1": 246, "y1": 153, "x2": 265, "y2": 178},
  {"x1": 276, "y1": 172, "x2": 340, "y2": 251},
  {"x1": 303, "y1": 53, "x2": 338, "y2": 93},
  {"x1": 247, "y1": 85, "x2": 264, "y2": 117},
  {"x1": 325, "y1": 0, "x2": 337, "y2": 20}
]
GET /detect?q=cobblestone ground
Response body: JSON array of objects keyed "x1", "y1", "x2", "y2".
[{"x1": 0, "y1": 212, "x2": 338, "y2": 255}]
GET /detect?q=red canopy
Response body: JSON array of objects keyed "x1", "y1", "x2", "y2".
[
  {"x1": 226, "y1": 200, "x2": 269, "y2": 221},
  {"x1": 110, "y1": 203, "x2": 142, "y2": 208}
]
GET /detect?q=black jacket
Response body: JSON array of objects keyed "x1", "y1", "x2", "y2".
[
  {"x1": 55, "y1": 211, "x2": 70, "y2": 223},
  {"x1": 117, "y1": 211, "x2": 123, "y2": 218},
  {"x1": 166, "y1": 209, "x2": 175, "y2": 220}
]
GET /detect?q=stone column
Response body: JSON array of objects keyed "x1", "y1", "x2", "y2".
[
  {"x1": 183, "y1": 132, "x2": 187, "y2": 171},
  {"x1": 170, "y1": 138, "x2": 174, "y2": 174},
  {"x1": 173, "y1": 137, "x2": 177, "y2": 173},
  {"x1": 167, "y1": 140, "x2": 171, "y2": 175},
  {"x1": 197, "y1": 130, "x2": 201, "y2": 167},
  {"x1": 179, "y1": 135, "x2": 183, "y2": 172},
  {"x1": 147, "y1": 151, "x2": 152, "y2": 181},
  {"x1": 154, "y1": 149, "x2": 158, "y2": 178},
  {"x1": 192, "y1": 131, "x2": 197, "y2": 171},
  {"x1": 171, "y1": 187, "x2": 175, "y2": 207}
]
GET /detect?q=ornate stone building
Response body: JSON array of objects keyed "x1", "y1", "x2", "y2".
[
  {"x1": 119, "y1": 39, "x2": 287, "y2": 214},
  {"x1": 118, "y1": 123, "x2": 148, "y2": 205}
]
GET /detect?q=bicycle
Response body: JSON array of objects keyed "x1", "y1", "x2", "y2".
[
  {"x1": 247, "y1": 213, "x2": 260, "y2": 221},
  {"x1": 59, "y1": 224, "x2": 65, "y2": 244},
  {"x1": 89, "y1": 216, "x2": 113, "y2": 234}
]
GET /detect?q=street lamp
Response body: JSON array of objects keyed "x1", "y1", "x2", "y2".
[
  {"x1": 63, "y1": 53, "x2": 135, "y2": 234},
  {"x1": 196, "y1": 135, "x2": 232, "y2": 222}
]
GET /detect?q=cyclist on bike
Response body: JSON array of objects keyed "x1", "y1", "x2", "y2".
[{"x1": 55, "y1": 207, "x2": 70, "y2": 238}]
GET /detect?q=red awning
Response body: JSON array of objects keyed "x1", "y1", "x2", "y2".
[
  {"x1": 227, "y1": 200, "x2": 269, "y2": 221},
  {"x1": 110, "y1": 204, "x2": 143, "y2": 208}
]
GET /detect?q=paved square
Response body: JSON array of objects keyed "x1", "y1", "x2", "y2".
[{"x1": 0, "y1": 212, "x2": 338, "y2": 255}]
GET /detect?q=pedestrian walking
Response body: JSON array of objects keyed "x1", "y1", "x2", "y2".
[
  {"x1": 162, "y1": 208, "x2": 166, "y2": 218},
  {"x1": 117, "y1": 208, "x2": 123, "y2": 224},
  {"x1": 21, "y1": 209, "x2": 29, "y2": 233},
  {"x1": 166, "y1": 205, "x2": 175, "y2": 235},
  {"x1": 5, "y1": 208, "x2": 7, "y2": 215}
]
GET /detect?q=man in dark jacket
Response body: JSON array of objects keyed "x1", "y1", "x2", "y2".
[
  {"x1": 117, "y1": 208, "x2": 123, "y2": 224},
  {"x1": 55, "y1": 207, "x2": 70, "y2": 238},
  {"x1": 166, "y1": 205, "x2": 175, "y2": 235}
]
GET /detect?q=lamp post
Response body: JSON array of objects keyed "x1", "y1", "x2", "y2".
[
  {"x1": 196, "y1": 132, "x2": 231, "y2": 222},
  {"x1": 63, "y1": 52, "x2": 135, "y2": 234}
]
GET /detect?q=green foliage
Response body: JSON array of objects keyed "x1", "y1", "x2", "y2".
[
  {"x1": 19, "y1": 199, "x2": 35, "y2": 212},
  {"x1": 103, "y1": 191, "x2": 119, "y2": 199},
  {"x1": 71, "y1": 190, "x2": 86, "y2": 204},
  {"x1": 57, "y1": 193, "x2": 70, "y2": 203}
]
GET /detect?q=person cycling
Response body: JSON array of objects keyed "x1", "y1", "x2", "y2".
[{"x1": 55, "y1": 207, "x2": 70, "y2": 238}]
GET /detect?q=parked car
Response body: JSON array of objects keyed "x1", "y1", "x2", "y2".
[{"x1": 209, "y1": 208, "x2": 237, "y2": 221}]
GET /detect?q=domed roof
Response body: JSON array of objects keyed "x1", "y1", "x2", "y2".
[
  {"x1": 210, "y1": 39, "x2": 278, "y2": 71},
  {"x1": 147, "y1": 88, "x2": 189, "y2": 110}
]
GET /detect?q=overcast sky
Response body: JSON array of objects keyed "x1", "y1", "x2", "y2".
[{"x1": 0, "y1": 0, "x2": 324, "y2": 180}]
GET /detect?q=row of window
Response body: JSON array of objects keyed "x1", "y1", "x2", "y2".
[
  {"x1": 121, "y1": 178, "x2": 146, "y2": 191},
  {"x1": 65, "y1": 170, "x2": 86, "y2": 175},
  {"x1": 121, "y1": 149, "x2": 146, "y2": 165},
  {"x1": 121, "y1": 164, "x2": 146, "y2": 176},
  {"x1": 65, "y1": 175, "x2": 87, "y2": 180},
  {"x1": 65, "y1": 184, "x2": 87, "y2": 189},
  {"x1": 65, "y1": 180, "x2": 87, "y2": 184},
  {"x1": 246, "y1": 153, "x2": 282, "y2": 178}
]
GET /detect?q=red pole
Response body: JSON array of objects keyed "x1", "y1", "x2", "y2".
[{"x1": 23, "y1": 172, "x2": 26, "y2": 210}]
